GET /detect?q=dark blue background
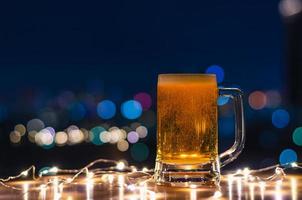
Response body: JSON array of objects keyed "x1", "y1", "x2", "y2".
[
  {"x1": 0, "y1": 0, "x2": 282, "y2": 90},
  {"x1": 0, "y1": 0, "x2": 292, "y2": 174}
]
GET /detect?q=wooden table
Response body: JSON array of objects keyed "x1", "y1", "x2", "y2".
[{"x1": 0, "y1": 173, "x2": 301, "y2": 199}]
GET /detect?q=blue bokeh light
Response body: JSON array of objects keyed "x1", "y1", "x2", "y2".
[
  {"x1": 217, "y1": 96, "x2": 230, "y2": 106},
  {"x1": 97, "y1": 100, "x2": 116, "y2": 120},
  {"x1": 121, "y1": 100, "x2": 142, "y2": 120},
  {"x1": 69, "y1": 102, "x2": 86, "y2": 121},
  {"x1": 272, "y1": 109, "x2": 290, "y2": 128},
  {"x1": 205, "y1": 65, "x2": 224, "y2": 83},
  {"x1": 279, "y1": 149, "x2": 297, "y2": 165}
]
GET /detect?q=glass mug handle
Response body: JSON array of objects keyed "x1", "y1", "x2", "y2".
[{"x1": 218, "y1": 87, "x2": 245, "y2": 167}]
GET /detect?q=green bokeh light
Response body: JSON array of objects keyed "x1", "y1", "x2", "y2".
[
  {"x1": 90, "y1": 126, "x2": 105, "y2": 145},
  {"x1": 293, "y1": 127, "x2": 302, "y2": 146}
]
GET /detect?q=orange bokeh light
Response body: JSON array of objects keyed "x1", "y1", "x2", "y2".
[{"x1": 248, "y1": 91, "x2": 267, "y2": 110}]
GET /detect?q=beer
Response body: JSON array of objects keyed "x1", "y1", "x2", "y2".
[{"x1": 157, "y1": 74, "x2": 218, "y2": 164}]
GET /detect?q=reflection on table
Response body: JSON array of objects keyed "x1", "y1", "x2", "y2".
[{"x1": 1, "y1": 173, "x2": 301, "y2": 199}]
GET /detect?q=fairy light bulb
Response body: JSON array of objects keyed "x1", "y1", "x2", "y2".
[
  {"x1": 87, "y1": 172, "x2": 94, "y2": 179},
  {"x1": 291, "y1": 162, "x2": 298, "y2": 168},
  {"x1": 243, "y1": 167, "x2": 250, "y2": 176},
  {"x1": 131, "y1": 166, "x2": 137, "y2": 172},
  {"x1": 275, "y1": 167, "x2": 284, "y2": 176},
  {"x1": 213, "y1": 191, "x2": 222, "y2": 199},
  {"x1": 21, "y1": 171, "x2": 28, "y2": 177},
  {"x1": 39, "y1": 169, "x2": 49, "y2": 177},
  {"x1": 236, "y1": 169, "x2": 243, "y2": 175},
  {"x1": 116, "y1": 162, "x2": 125, "y2": 170},
  {"x1": 49, "y1": 167, "x2": 59, "y2": 173},
  {"x1": 66, "y1": 178, "x2": 73, "y2": 184},
  {"x1": 127, "y1": 184, "x2": 136, "y2": 191}
]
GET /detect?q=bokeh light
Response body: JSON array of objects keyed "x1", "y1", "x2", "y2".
[
  {"x1": 248, "y1": 91, "x2": 267, "y2": 110},
  {"x1": 99, "y1": 131, "x2": 111, "y2": 143},
  {"x1": 55, "y1": 131, "x2": 68, "y2": 146},
  {"x1": 69, "y1": 102, "x2": 86, "y2": 121},
  {"x1": 217, "y1": 96, "x2": 230, "y2": 106},
  {"x1": 28, "y1": 131, "x2": 37, "y2": 143},
  {"x1": 90, "y1": 126, "x2": 105, "y2": 145},
  {"x1": 292, "y1": 127, "x2": 302, "y2": 146},
  {"x1": 27, "y1": 118, "x2": 45, "y2": 132},
  {"x1": 279, "y1": 0, "x2": 302, "y2": 17},
  {"x1": 134, "y1": 92, "x2": 152, "y2": 110},
  {"x1": 14, "y1": 124, "x2": 26, "y2": 136},
  {"x1": 45, "y1": 127, "x2": 56, "y2": 136},
  {"x1": 35, "y1": 128, "x2": 54, "y2": 146},
  {"x1": 265, "y1": 90, "x2": 281, "y2": 108},
  {"x1": 68, "y1": 128, "x2": 84, "y2": 144},
  {"x1": 258, "y1": 131, "x2": 279, "y2": 149},
  {"x1": 117, "y1": 140, "x2": 129, "y2": 152},
  {"x1": 205, "y1": 65, "x2": 224, "y2": 83},
  {"x1": 121, "y1": 100, "x2": 142, "y2": 120},
  {"x1": 81, "y1": 128, "x2": 90, "y2": 142},
  {"x1": 136, "y1": 126, "x2": 148, "y2": 138},
  {"x1": 67, "y1": 125, "x2": 79, "y2": 133},
  {"x1": 272, "y1": 109, "x2": 290, "y2": 128},
  {"x1": 127, "y1": 131, "x2": 139, "y2": 143},
  {"x1": 97, "y1": 100, "x2": 116, "y2": 120},
  {"x1": 279, "y1": 149, "x2": 297, "y2": 165},
  {"x1": 119, "y1": 129, "x2": 127, "y2": 140},
  {"x1": 109, "y1": 129, "x2": 120, "y2": 144},
  {"x1": 130, "y1": 143, "x2": 149, "y2": 162},
  {"x1": 10, "y1": 131, "x2": 21, "y2": 144},
  {"x1": 108, "y1": 126, "x2": 119, "y2": 131}
]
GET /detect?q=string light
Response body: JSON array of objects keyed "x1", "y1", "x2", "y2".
[{"x1": 0, "y1": 159, "x2": 301, "y2": 199}]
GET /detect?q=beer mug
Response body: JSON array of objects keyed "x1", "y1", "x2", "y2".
[{"x1": 155, "y1": 74, "x2": 245, "y2": 186}]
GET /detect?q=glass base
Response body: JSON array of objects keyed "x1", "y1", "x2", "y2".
[{"x1": 154, "y1": 159, "x2": 220, "y2": 187}]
